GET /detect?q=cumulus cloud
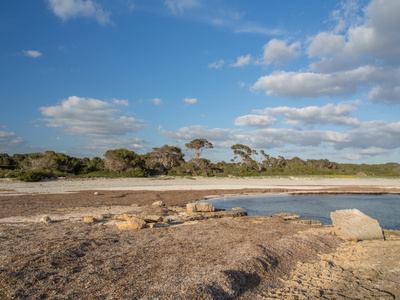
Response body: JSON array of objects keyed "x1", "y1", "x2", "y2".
[
  {"x1": 77, "y1": 137, "x2": 149, "y2": 157},
  {"x1": 40, "y1": 96, "x2": 146, "y2": 138},
  {"x1": 112, "y1": 98, "x2": 129, "y2": 107},
  {"x1": 159, "y1": 125, "x2": 232, "y2": 143},
  {"x1": 208, "y1": 59, "x2": 225, "y2": 69},
  {"x1": 23, "y1": 50, "x2": 42, "y2": 58},
  {"x1": 252, "y1": 0, "x2": 400, "y2": 104},
  {"x1": 0, "y1": 131, "x2": 25, "y2": 151},
  {"x1": 234, "y1": 115, "x2": 276, "y2": 128},
  {"x1": 231, "y1": 54, "x2": 252, "y2": 67},
  {"x1": 252, "y1": 102, "x2": 360, "y2": 127},
  {"x1": 260, "y1": 39, "x2": 301, "y2": 66},
  {"x1": 47, "y1": 0, "x2": 111, "y2": 25},
  {"x1": 164, "y1": 0, "x2": 200, "y2": 15},
  {"x1": 151, "y1": 98, "x2": 163, "y2": 105},
  {"x1": 183, "y1": 97, "x2": 197, "y2": 104}
]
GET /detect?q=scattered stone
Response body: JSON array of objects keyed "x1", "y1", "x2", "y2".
[
  {"x1": 186, "y1": 202, "x2": 215, "y2": 212},
  {"x1": 383, "y1": 229, "x2": 400, "y2": 241},
  {"x1": 290, "y1": 219, "x2": 323, "y2": 225},
  {"x1": 93, "y1": 215, "x2": 104, "y2": 221},
  {"x1": 40, "y1": 216, "x2": 52, "y2": 224},
  {"x1": 83, "y1": 216, "x2": 95, "y2": 223},
  {"x1": 331, "y1": 209, "x2": 384, "y2": 241},
  {"x1": 152, "y1": 201, "x2": 165, "y2": 207},
  {"x1": 274, "y1": 213, "x2": 301, "y2": 220},
  {"x1": 142, "y1": 215, "x2": 163, "y2": 223},
  {"x1": 94, "y1": 192, "x2": 99, "y2": 195},
  {"x1": 118, "y1": 222, "x2": 146, "y2": 231},
  {"x1": 126, "y1": 215, "x2": 147, "y2": 225}
]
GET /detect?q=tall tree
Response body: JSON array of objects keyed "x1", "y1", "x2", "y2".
[
  {"x1": 147, "y1": 145, "x2": 184, "y2": 173},
  {"x1": 104, "y1": 148, "x2": 143, "y2": 172},
  {"x1": 185, "y1": 138, "x2": 213, "y2": 159}
]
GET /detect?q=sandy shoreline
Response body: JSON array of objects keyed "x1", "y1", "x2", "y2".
[{"x1": 1, "y1": 176, "x2": 400, "y2": 195}]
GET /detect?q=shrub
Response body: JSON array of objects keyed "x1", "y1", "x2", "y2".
[{"x1": 8, "y1": 170, "x2": 55, "y2": 182}]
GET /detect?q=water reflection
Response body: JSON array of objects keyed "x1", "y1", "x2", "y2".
[{"x1": 207, "y1": 194, "x2": 400, "y2": 230}]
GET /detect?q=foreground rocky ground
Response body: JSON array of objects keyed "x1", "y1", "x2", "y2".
[{"x1": 0, "y1": 182, "x2": 399, "y2": 299}]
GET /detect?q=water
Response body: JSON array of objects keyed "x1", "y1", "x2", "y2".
[{"x1": 207, "y1": 194, "x2": 400, "y2": 230}]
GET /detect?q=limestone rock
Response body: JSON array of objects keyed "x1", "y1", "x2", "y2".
[
  {"x1": 126, "y1": 215, "x2": 147, "y2": 225},
  {"x1": 331, "y1": 209, "x2": 384, "y2": 241},
  {"x1": 186, "y1": 202, "x2": 215, "y2": 212},
  {"x1": 274, "y1": 213, "x2": 301, "y2": 220},
  {"x1": 118, "y1": 222, "x2": 146, "y2": 230},
  {"x1": 83, "y1": 216, "x2": 95, "y2": 223},
  {"x1": 152, "y1": 201, "x2": 165, "y2": 207},
  {"x1": 142, "y1": 215, "x2": 163, "y2": 223},
  {"x1": 40, "y1": 216, "x2": 52, "y2": 224},
  {"x1": 232, "y1": 207, "x2": 245, "y2": 211}
]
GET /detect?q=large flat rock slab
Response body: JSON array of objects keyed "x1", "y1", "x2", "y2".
[{"x1": 331, "y1": 209, "x2": 384, "y2": 241}]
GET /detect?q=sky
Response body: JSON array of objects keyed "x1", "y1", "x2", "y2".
[{"x1": 1, "y1": 0, "x2": 400, "y2": 164}]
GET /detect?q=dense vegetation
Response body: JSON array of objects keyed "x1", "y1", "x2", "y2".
[{"x1": 1, "y1": 139, "x2": 399, "y2": 181}]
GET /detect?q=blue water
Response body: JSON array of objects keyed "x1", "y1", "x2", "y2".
[{"x1": 207, "y1": 194, "x2": 400, "y2": 230}]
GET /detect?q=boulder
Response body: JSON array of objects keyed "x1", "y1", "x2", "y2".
[
  {"x1": 330, "y1": 209, "x2": 384, "y2": 241},
  {"x1": 152, "y1": 201, "x2": 165, "y2": 207},
  {"x1": 40, "y1": 216, "x2": 52, "y2": 224},
  {"x1": 83, "y1": 216, "x2": 95, "y2": 223},
  {"x1": 186, "y1": 202, "x2": 215, "y2": 212},
  {"x1": 274, "y1": 213, "x2": 301, "y2": 220},
  {"x1": 118, "y1": 221, "x2": 146, "y2": 231}
]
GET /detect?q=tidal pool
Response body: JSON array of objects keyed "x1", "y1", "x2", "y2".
[{"x1": 206, "y1": 194, "x2": 400, "y2": 230}]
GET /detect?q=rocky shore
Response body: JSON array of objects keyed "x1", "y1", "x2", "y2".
[{"x1": 0, "y1": 177, "x2": 399, "y2": 299}]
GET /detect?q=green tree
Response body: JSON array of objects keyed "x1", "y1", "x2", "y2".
[
  {"x1": 185, "y1": 138, "x2": 213, "y2": 159},
  {"x1": 104, "y1": 148, "x2": 143, "y2": 172},
  {"x1": 147, "y1": 145, "x2": 184, "y2": 173}
]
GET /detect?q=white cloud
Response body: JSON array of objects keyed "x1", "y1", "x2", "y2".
[
  {"x1": 234, "y1": 115, "x2": 276, "y2": 128},
  {"x1": 151, "y1": 98, "x2": 163, "y2": 105},
  {"x1": 164, "y1": 0, "x2": 200, "y2": 15},
  {"x1": 159, "y1": 125, "x2": 232, "y2": 143},
  {"x1": 23, "y1": 50, "x2": 42, "y2": 58},
  {"x1": 0, "y1": 131, "x2": 25, "y2": 151},
  {"x1": 260, "y1": 39, "x2": 301, "y2": 66},
  {"x1": 208, "y1": 59, "x2": 225, "y2": 69},
  {"x1": 77, "y1": 137, "x2": 149, "y2": 157},
  {"x1": 183, "y1": 97, "x2": 197, "y2": 104},
  {"x1": 252, "y1": 102, "x2": 360, "y2": 127},
  {"x1": 40, "y1": 96, "x2": 146, "y2": 138},
  {"x1": 47, "y1": 0, "x2": 111, "y2": 25},
  {"x1": 112, "y1": 98, "x2": 129, "y2": 107},
  {"x1": 230, "y1": 54, "x2": 252, "y2": 67}
]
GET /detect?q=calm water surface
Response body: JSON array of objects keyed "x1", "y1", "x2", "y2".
[{"x1": 207, "y1": 194, "x2": 400, "y2": 230}]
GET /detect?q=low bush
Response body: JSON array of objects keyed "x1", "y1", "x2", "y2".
[{"x1": 7, "y1": 170, "x2": 55, "y2": 182}]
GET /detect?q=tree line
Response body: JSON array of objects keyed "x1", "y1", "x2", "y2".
[{"x1": 1, "y1": 138, "x2": 399, "y2": 181}]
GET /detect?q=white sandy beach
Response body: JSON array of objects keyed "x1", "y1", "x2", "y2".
[{"x1": 1, "y1": 176, "x2": 399, "y2": 195}]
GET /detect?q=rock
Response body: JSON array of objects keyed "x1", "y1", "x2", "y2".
[
  {"x1": 94, "y1": 192, "x2": 99, "y2": 196},
  {"x1": 152, "y1": 201, "x2": 165, "y2": 207},
  {"x1": 186, "y1": 202, "x2": 215, "y2": 212},
  {"x1": 125, "y1": 215, "x2": 147, "y2": 225},
  {"x1": 118, "y1": 222, "x2": 146, "y2": 230},
  {"x1": 274, "y1": 213, "x2": 301, "y2": 220},
  {"x1": 40, "y1": 216, "x2": 52, "y2": 224},
  {"x1": 383, "y1": 229, "x2": 400, "y2": 241},
  {"x1": 142, "y1": 215, "x2": 163, "y2": 223},
  {"x1": 291, "y1": 219, "x2": 323, "y2": 225},
  {"x1": 83, "y1": 216, "x2": 95, "y2": 223},
  {"x1": 232, "y1": 207, "x2": 245, "y2": 211},
  {"x1": 330, "y1": 209, "x2": 384, "y2": 241}
]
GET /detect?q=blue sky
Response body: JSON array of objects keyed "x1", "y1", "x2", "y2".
[{"x1": 1, "y1": 0, "x2": 399, "y2": 164}]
